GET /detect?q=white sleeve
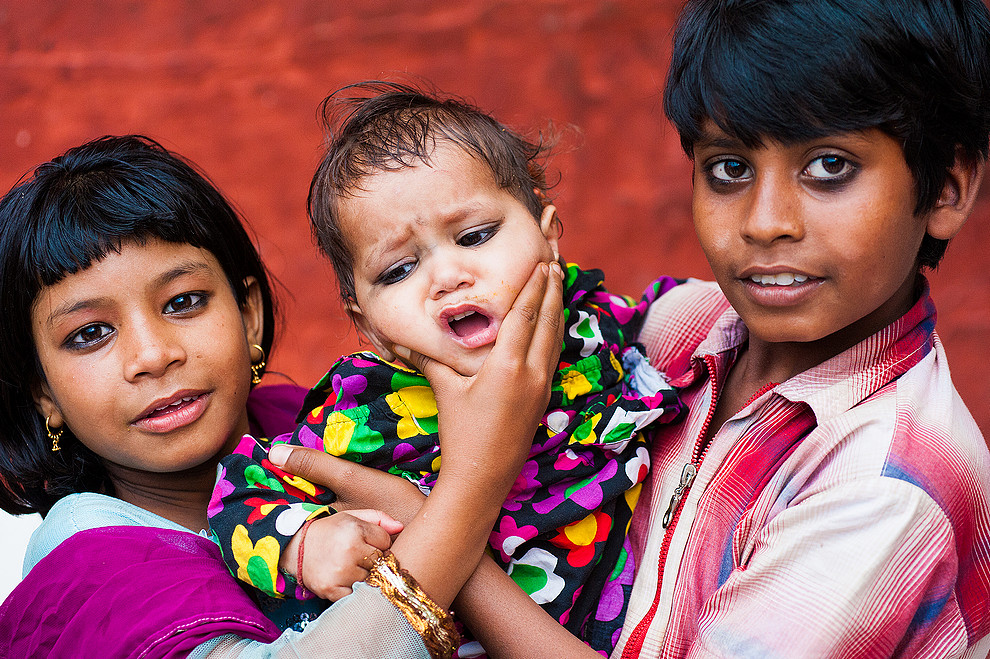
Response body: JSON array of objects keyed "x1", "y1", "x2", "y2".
[{"x1": 192, "y1": 582, "x2": 430, "y2": 659}]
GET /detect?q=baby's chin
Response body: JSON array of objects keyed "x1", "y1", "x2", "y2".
[{"x1": 441, "y1": 343, "x2": 494, "y2": 378}]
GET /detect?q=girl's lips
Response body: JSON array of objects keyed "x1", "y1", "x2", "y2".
[{"x1": 133, "y1": 391, "x2": 210, "y2": 433}]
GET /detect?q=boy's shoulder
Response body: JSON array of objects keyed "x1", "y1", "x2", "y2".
[
  {"x1": 846, "y1": 335, "x2": 989, "y2": 497},
  {"x1": 638, "y1": 279, "x2": 731, "y2": 376}
]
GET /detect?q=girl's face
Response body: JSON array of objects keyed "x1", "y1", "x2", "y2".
[{"x1": 31, "y1": 238, "x2": 264, "y2": 489}]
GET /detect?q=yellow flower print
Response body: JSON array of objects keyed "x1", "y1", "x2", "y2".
[
  {"x1": 560, "y1": 370, "x2": 592, "y2": 401},
  {"x1": 570, "y1": 412, "x2": 602, "y2": 445},
  {"x1": 609, "y1": 350, "x2": 623, "y2": 376},
  {"x1": 562, "y1": 512, "x2": 599, "y2": 547},
  {"x1": 231, "y1": 524, "x2": 281, "y2": 596},
  {"x1": 322, "y1": 410, "x2": 357, "y2": 455},
  {"x1": 386, "y1": 386, "x2": 438, "y2": 439}
]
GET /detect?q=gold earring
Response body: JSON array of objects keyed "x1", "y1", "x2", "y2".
[
  {"x1": 250, "y1": 344, "x2": 266, "y2": 385},
  {"x1": 46, "y1": 416, "x2": 63, "y2": 452}
]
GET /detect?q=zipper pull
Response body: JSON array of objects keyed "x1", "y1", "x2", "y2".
[{"x1": 662, "y1": 462, "x2": 698, "y2": 528}]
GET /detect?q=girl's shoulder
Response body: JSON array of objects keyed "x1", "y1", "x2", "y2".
[{"x1": 22, "y1": 493, "x2": 190, "y2": 576}]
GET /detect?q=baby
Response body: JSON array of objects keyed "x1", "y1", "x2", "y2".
[{"x1": 210, "y1": 82, "x2": 683, "y2": 655}]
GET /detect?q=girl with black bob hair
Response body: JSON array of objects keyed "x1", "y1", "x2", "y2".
[
  {"x1": 0, "y1": 133, "x2": 565, "y2": 658},
  {"x1": 0, "y1": 135, "x2": 276, "y2": 516}
]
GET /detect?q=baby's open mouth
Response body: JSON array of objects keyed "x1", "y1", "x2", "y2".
[{"x1": 447, "y1": 310, "x2": 492, "y2": 338}]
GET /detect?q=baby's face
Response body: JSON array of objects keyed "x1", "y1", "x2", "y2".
[{"x1": 339, "y1": 142, "x2": 559, "y2": 376}]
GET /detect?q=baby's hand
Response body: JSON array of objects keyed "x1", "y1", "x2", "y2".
[{"x1": 280, "y1": 509, "x2": 402, "y2": 601}]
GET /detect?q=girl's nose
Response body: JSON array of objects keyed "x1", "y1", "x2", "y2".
[{"x1": 123, "y1": 320, "x2": 186, "y2": 381}]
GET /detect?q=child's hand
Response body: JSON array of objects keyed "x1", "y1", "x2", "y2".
[
  {"x1": 280, "y1": 509, "x2": 402, "y2": 601},
  {"x1": 268, "y1": 443, "x2": 427, "y2": 525},
  {"x1": 395, "y1": 261, "x2": 564, "y2": 492}
]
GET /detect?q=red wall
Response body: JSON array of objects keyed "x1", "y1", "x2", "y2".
[{"x1": 2, "y1": 1, "x2": 988, "y2": 436}]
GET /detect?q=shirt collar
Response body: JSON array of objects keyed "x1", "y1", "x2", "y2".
[{"x1": 672, "y1": 277, "x2": 937, "y2": 422}]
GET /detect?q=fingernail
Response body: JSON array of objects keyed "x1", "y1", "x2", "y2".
[
  {"x1": 393, "y1": 345, "x2": 412, "y2": 361},
  {"x1": 268, "y1": 443, "x2": 292, "y2": 467},
  {"x1": 541, "y1": 263, "x2": 550, "y2": 275},
  {"x1": 550, "y1": 261, "x2": 562, "y2": 277}
]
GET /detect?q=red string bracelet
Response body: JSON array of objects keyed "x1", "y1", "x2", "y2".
[{"x1": 296, "y1": 517, "x2": 315, "y2": 593}]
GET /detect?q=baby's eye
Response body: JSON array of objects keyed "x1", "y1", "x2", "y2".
[
  {"x1": 458, "y1": 225, "x2": 498, "y2": 248},
  {"x1": 67, "y1": 323, "x2": 114, "y2": 349},
  {"x1": 164, "y1": 292, "x2": 207, "y2": 314},
  {"x1": 804, "y1": 155, "x2": 854, "y2": 180},
  {"x1": 708, "y1": 159, "x2": 751, "y2": 181},
  {"x1": 377, "y1": 261, "x2": 415, "y2": 286}
]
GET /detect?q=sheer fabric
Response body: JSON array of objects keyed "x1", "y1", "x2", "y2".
[
  {"x1": 15, "y1": 493, "x2": 428, "y2": 657},
  {"x1": 197, "y1": 583, "x2": 429, "y2": 658}
]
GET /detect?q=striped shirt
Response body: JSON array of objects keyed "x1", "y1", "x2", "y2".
[{"x1": 614, "y1": 279, "x2": 990, "y2": 658}]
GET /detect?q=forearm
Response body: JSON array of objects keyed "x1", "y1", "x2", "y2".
[
  {"x1": 453, "y1": 556, "x2": 600, "y2": 659},
  {"x1": 389, "y1": 466, "x2": 518, "y2": 609}
]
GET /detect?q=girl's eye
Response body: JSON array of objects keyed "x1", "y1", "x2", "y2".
[
  {"x1": 805, "y1": 155, "x2": 854, "y2": 180},
  {"x1": 458, "y1": 225, "x2": 497, "y2": 248},
  {"x1": 708, "y1": 159, "x2": 751, "y2": 181},
  {"x1": 67, "y1": 323, "x2": 114, "y2": 348},
  {"x1": 377, "y1": 262, "x2": 415, "y2": 286},
  {"x1": 164, "y1": 292, "x2": 206, "y2": 314}
]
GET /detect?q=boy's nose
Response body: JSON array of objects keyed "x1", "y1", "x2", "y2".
[
  {"x1": 123, "y1": 321, "x2": 186, "y2": 381},
  {"x1": 741, "y1": 176, "x2": 805, "y2": 245}
]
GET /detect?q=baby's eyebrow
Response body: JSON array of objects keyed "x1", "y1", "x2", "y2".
[
  {"x1": 363, "y1": 232, "x2": 411, "y2": 272},
  {"x1": 359, "y1": 200, "x2": 491, "y2": 272}
]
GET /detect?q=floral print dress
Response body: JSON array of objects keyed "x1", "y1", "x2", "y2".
[{"x1": 209, "y1": 265, "x2": 685, "y2": 655}]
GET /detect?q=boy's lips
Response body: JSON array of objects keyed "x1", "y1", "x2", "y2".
[
  {"x1": 440, "y1": 304, "x2": 500, "y2": 349},
  {"x1": 132, "y1": 390, "x2": 210, "y2": 433},
  {"x1": 738, "y1": 267, "x2": 823, "y2": 306}
]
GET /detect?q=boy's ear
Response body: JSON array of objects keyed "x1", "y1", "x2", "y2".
[
  {"x1": 346, "y1": 300, "x2": 397, "y2": 363},
  {"x1": 926, "y1": 150, "x2": 986, "y2": 241},
  {"x1": 240, "y1": 276, "x2": 265, "y2": 348},
  {"x1": 539, "y1": 204, "x2": 561, "y2": 261}
]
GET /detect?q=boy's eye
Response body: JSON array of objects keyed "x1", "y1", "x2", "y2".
[
  {"x1": 708, "y1": 159, "x2": 751, "y2": 181},
  {"x1": 377, "y1": 261, "x2": 415, "y2": 286},
  {"x1": 67, "y1": 323, "x2": 114, "y2": 348},
  {"x1": 805, "y1": 155, "x2": 854, "y2": 180},
  {"x1": 164, "y1": 292, "x2": 207, "y2": 314},
  {"x1": 458, "y1": 225, "x2": 498, "y2": 248}
]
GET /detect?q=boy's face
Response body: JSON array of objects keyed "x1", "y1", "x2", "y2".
[
  {"x1": 690, "y1": 124, "x2": 968, "y2": 358},
  {"x1": 339, "y1": 142, "x2": 559, "y2": 377}
]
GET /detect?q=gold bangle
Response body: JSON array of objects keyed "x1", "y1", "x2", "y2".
[{"x1": 366, "y1": 551, "x2": 459, "y2": 659}]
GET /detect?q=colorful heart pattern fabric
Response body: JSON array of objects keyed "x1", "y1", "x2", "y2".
[{"x1": 210, "y1": 265, "x2": 684, "y2": 654}]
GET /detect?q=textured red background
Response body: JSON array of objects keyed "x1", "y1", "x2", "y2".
[{"x1": 1, "y1": 1, "x2": 987, "y2": 436}]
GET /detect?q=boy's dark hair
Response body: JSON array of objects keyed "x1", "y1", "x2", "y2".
[
  {"x1": 664, "y1": 0, "x2": 990, "y2": 269},
  {"x1": 308, "y1": 81, "x2": 555, "y2": 301},
  {"x1": 0, "y1": 135, "x2": 277, "y2": 516}
]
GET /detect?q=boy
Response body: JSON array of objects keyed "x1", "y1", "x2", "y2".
[
  {"x1": 615, "y1": 0, "x2": 990, "y2": 656},
  {"x1": 211, "y1": 83, "x2": 685, "y2": 654}
]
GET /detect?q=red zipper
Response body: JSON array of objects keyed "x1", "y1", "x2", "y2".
[{"x1": 621, "y1": 355, "x2": 721, "y2": 659}]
